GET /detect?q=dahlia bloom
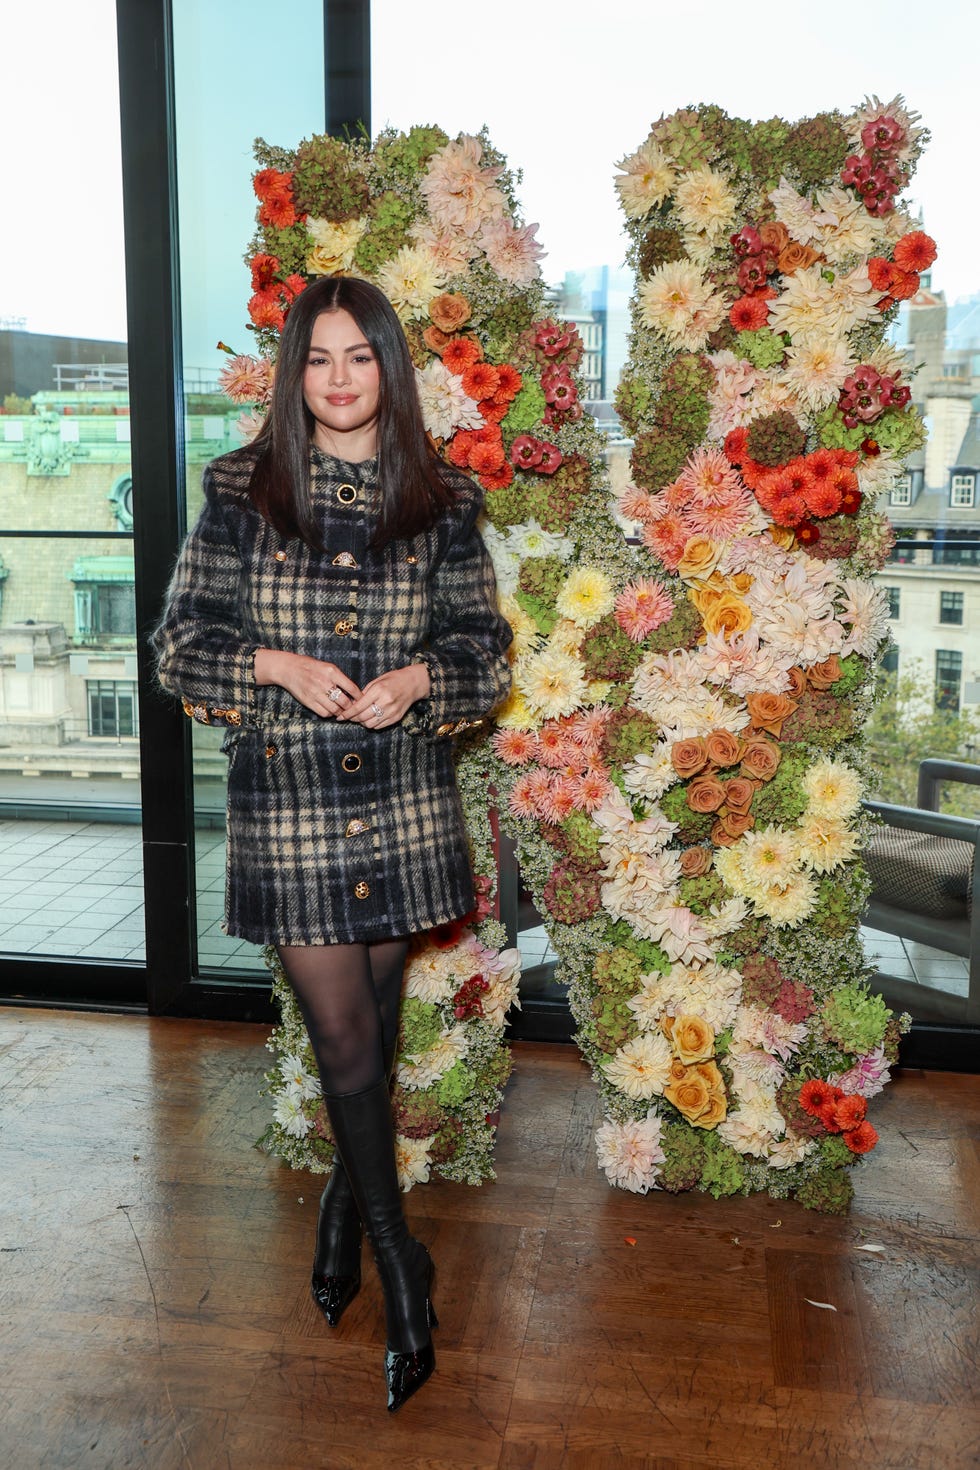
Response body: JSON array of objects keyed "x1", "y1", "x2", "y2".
[{"x1": 596, "y1": 1114, "x2": 665, "y2": 1193}]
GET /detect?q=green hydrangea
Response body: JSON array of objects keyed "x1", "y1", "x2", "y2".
[
  {"x1": 750, "y1": 746, "x2": 811, "y2": 826},
  {"x1": 873, "y1": 406, "x2": 927, "y2": 458},
  {"x1": 678, "y1": 871, "x2": 727, "y2": 913},
  {"x1": 784, "y1": 112, "x2": 849, "y2": 186},
  {"x1": 436, "y1": 1060, "x2": 475, "y2": 1108},
  {"x1": 482, "y1": 295, "x2": 538, "y2": 362},
  {"x1": 553, "y1": 809, "x2": 604, "y2": 868},
  {"x1": 614, "y1": 373, "x2": 654, "y2": 435},
  {"x1": 637, "y1": 226, "x2": 687, "y2": 278},
  {"x1": 659, "y1": 1122, "x2": 707, "y2": 1192},
  {"x1": 502, "y1": 379, "x2": 548, "y2": 438},
  {"x1": 373, "y1": 124, "x2": 449, "y2": 180},
  {"x1": 652, "y1": 354, "x2": 713, "y2": 445},
  {"x1": 794, "y1": 1162, "x2": 854, "y2": 1215},
  {"x1": 746, "y1": 410, "x2": 807, "y2": 467},
  {"x1": 631, "y1": 429, "x2": 690, "y2": 491},
  {"x1": 660, "y1": 784, "x2": 713, "y2": 843},
  {"x1": 255, "y1": 223, "x2": 313, "y2": 278},
  {"x1": 292, "y1": 134, "x2": 370, "y2": 220},
  {"x1": 810, "y1": 873, "x2": 869, "y2": 940},
  {"x1": 581, "y1": 614, "x2": 644, "y2": 682},
  {"x1": 594, "y1": 946, "x2": 644, "y2": 992},
  {"x1": 483, "y1": 480, "x2": 549, "y2": 530},
  {"x1": 651, "y1": 108, "x2": 718, "y2": 170},
  {"x1": 604, "y1": 920, "x2": 671, "y2": 975},
  {"x1": 736, "y1": 328, "x2": 787, "y2": 371},
  {"x1": 589, "y1": 993, "x2": 639, "y2": 1052},
  {"x1": 815, "y1": 404, "x2": 867, "y2": 452},
  {"x1": 821, "y1": 984, "x2": 891, "y2": 1054},
  {"x1": 832, "y1": 654, "x2": 870, "y2": 697},
  {"x1": 352, "y1": 190, "x2": 414, "y2": 273},
  {"x1": 700, "y1": 1132, "x2": 747, "y2": 1198},
  {"x1": 645, "y1": 593, "x2": 703, "y2": 653},
  {"x1": 601, "y1": 706, "x2": 661, "y2": 764},
  {"x1": 400, "y1": 996, "x2": 443, "y2": 1057}
]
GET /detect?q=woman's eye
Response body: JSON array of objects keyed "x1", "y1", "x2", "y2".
[
  {"x1": 352, "y1": 354, "x2": 373, "y2": 365},
  {"x1": 309, "y1": 356, "x2": 327, "y2": 367}
]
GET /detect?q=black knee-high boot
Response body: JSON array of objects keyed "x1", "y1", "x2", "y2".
[
  {"x1": 311, "y1": 1045, "x2": 397, "y2": 1328},
  {"x1": 324, "y1": 1078, "x2": 437, "y2": 1412}
]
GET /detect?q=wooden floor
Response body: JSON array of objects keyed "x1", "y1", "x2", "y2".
[{"x1": 0, "y1": 1012, "x2": 977, "y2": 1470}]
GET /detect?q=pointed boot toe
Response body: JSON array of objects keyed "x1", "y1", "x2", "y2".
[
  {"x1": 310, "y1": 1268, "x2": 361, "y2": 1327},
  {"x1": 385, "y1": 1340, "x2": 435, "y2": 1412}
]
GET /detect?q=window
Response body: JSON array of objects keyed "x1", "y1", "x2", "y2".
[
  {"x1": 87, "y1": 679, "x2": 139, "y2": 737},
  {"x1": 940, "y1": 590, "x2": 964, "y2": 625},
  {"x1": 71, "y1": 557, "x2": 136, "y2": 640},
  {"x1": 933, "y1": 530, "x2": 980, "y2": 567},
  {"x1": 880, "y1": 645, "x2": 899, "y2": 676},
  {"x1": 885, "y1": 587, "x2": 900, "y2": 619},
  {"x1": 935, "y1": 650, "x2": 963, "y2": 712},
  {"x1": 950, "y1": 473, "x2": 976, "y2": 508},
  {"x1": 889, "y1": 475, "x2": 912, "y2": 507}
]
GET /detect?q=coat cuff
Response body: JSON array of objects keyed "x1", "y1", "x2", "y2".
[
  {"x1": 400, "y1": 653, "x2": 488, "y2": 741},
  {"x1": 181, "y1": 645, "x2": 259, "y2": 728}
]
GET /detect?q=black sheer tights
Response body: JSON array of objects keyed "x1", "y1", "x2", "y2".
[{"x1": 276, "y1": 938, "x2": 409, "y2": 1097}]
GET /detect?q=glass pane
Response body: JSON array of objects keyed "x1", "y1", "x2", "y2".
[
  {"x1": 172, "y1": 0, "x2": 325, "y2": 974},
  {"x1": 0, "y1": 0, "x2": 146, "y2": 967}
]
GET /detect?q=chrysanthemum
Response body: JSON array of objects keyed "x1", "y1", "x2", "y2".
[
  {"x1": 278, "y1": 1053, "x2": 320, "y2": 1100},
  {"x1": 571, "y1": 766, "x2": 612, "y2": 812},
  {"x1": 796, "y1": 813, "x2": 860, "y2": 873},
  {"x1": 566, "y1": 704, "x2": 612, "y2": 754},
  {"x1": 614, "y1": 136, "x2": 677, "y2": 218},
  {"x1": 642, "y1": 515, "x2": 688, "y2": 570},
  {"x1": 497, "y1": 593, "x2": 539, "y2": 657},
  {"x1": 507, "y1": 519, "x2": 574, "y2": 561},
  {"x1": 838, "y1": 577, "x2": 891, "y2": 657},
  {"x1": 218, "y1": 354, "x2": 275, "y2": 404},
  {"x1": 273, "y1": 1083, "x2": 311, "y2": 1138},
  {"x1": 595, "y1": 1114, "x2": 665, "y2": 1193},
  {"x1": 614, "y1": 578, "x2": 675, "y2": 643},
  {"x1": 602, "y1": 1030, "x2": 674, "y2": 1100},
  {"x1": 376, "y1": 243, "x2": 447, "y2": 321},
  {"x1": 395, "y1": 1134, "x2": 434, "y2": 1191},
  {"x1": 736, "y1": 827, "x2": 802, "y2": 892},
  {"x1": 306, "y1": 214, "x2": 368, "y2": 274},
  {"x1": 674, "y1": 165, "x2": 737, "y2": 250},
  {"x1": 754, "y1": 869, "x2": 819, "y2": 927},
  {"x1": 637, "y1": 260, "x2": 726, "y2": 352},
  {"x1": 555, "y1": 566, "x2": 615, "y2": 629},
  {"x1": 420, "y1": 134, "x2": 507, "y2": 237},
  {"x1": 479, "y1": 217, "x2": 546, "y2": 285},
  {"x1": 525, "y1": 768, "x2": 556, "y2": 818},
  {"x1": 678, "y1": 446, "x2": 743, "y2": 502},
  {"x1": 683, "y1": 491, "x2": 755, "y2": 541},
  {"x1": 495, "y1": 687, "x2": 540, "y2": 731},
  {"x1": 415, "y1": 359, "x2": 484, "y2": 440},
  {"x1": 779, "y1": 339, "x2": 853, "y2": 412},
  {"x1": 492, "y1": 727, "x2": 537, "y2": 766},
  {"x1": 618, "y1": 483, "x2": 659, "y2": 525},
  {"x1": 802, "y1": 758, "x2": 863, "y2": 820},
  {"x1": 534, "y1": 722, "x2": 572, "y2": 768}
]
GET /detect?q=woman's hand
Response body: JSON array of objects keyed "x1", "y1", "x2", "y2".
[
  {"x1": 338, "y1": 663, "x2": 431, "y2": 728},
  {"x1": 254, "y1": 649, "x2": 361, "y2": 718}
]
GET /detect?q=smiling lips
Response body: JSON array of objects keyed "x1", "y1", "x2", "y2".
[{"x1": 327, "y1": 394, "x2": 357, "y2": 405}]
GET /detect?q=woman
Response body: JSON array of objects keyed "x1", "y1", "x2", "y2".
[{"x1": 154, "y1": 275, "x2": 512, "y2": 1411}]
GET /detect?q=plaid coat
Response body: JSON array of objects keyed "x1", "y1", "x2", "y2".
[{"x1": 154, "y1": 444, "x2": 512, "y2": 945}]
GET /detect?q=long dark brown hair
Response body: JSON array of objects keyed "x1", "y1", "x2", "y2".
[{"x1": 248, "y1": 275, "x2": 456, "y2": 548}]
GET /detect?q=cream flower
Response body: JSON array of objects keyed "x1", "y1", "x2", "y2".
[
  {"x1": 595, "y1": 1113, "x2": 665, "y2": 1193},
  {"x1": 838, "y1": 578, "x2": 891, "y2": 658},
  {"x1": 507, "y1": 519, "x2": 574, "y2": 561},
  {"x1": 637, "y1": 260, "x2": 726, "y2": 352},
  {"x1": 769, "y1": 178, "x2": 838, "y2": 245},
  {"x1": 802, "y1": 758, "x2": 863, "y2": 820},
  {"x1": 273, "y1": 1083, "x2": 311, "y2": 1138},
  {"x1": 753, "y1": 869, "x2": 819, "y2": 928},
  {"x1": 395, "y1": 1134, "x2": 434, "y2": 1191},
  {"x1": 375, "y1": 243, "x2": 447, "y2": 320},
  {"x1": 498, "y1": 594, "x2": 541, "y2": 658},
  {"x1": 278, "y1": 1053, "x2": 320, "y2": 1101},
  {"x1": 398, "y1": 1029, "x2": 468, "y2": 1090},
  {"x1": 779, "y1": 338, "x2": 853, "y2": 412},
  {"x1": 555, "y1": 566, "x2": 615, "y2": 628},
  {"x1": 306, "y1": 215, "x2": 368, "y2": 274},
  {"x1": 737, "y1": 827, "x2": 803, "y2": 893},
  {"x1": 614, "y1": 136, "x2": 677, "y2": 218},
  {"x1": 622, "y1": 747, "x2": 679, "y2": 802},
  {"x1": 403, "y1": 947, "x2": 458, "y2": 1004},
  {"x1": 409, "y1": 217, "x2": 477, "y2": 277},
  {"x1": 718, "y1": 1102, "x2": 785, "y2": 1159},
  {"x1": 514, "y1": 645, "x2": 588, "y2": 721},
  {"x1": 813, "y1": 186, "x2": 880, "y2": 264},
  {"x1": 420, "y1": 134, "x2": 507, "y2": 237},
  {"x1": 602, "y1": 1030, "x2": 673, "y2": 1100},
  {"x1": 796, "y1": 813, "x2": 860, "y2": 874},
  {"x1": 415, "y1": 359, "x2": 483, "y2": 440},
  {"x1": 675, "y1": 165, "x2": 737, "y2": 255},
  {"x1": 846, "y1": 95, "x2": 926, "y2": 168},
  {"x1": 478, "y1": 217, "x2": 546, "y2": 285},
  {"x1": 767, "y1": 1133, "x2": 815, "y2": 1168}
]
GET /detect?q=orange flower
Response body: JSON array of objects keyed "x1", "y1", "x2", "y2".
[
  {"x1": 247, "y1": 289, "x2": 286, "y2": 331},
  {"x1": 679, "y1": 846, "x2": 713, "y2": 877},
  {"x1": 786, "y1": 666, "x2": 808, "y2": 698},
  {"x1": 493, "y1": 363, "x2": 523, "y2": 402},
  {"x1": 687, "y1": 775, "x2": 726, "y2": 814},
  {"x1": 423, "y1": 325, "x2": 453, "y2": 355},
  {"x1": 718, "y1": 810, "x2": 754, "y2": 839},
  {"x1": 480, "y1": 461, "x2": 514, "y2": 492},
  {"x1": 664, "y1": 1066, "x2": 711, "y2": 1122},
  {"x1": 428, "y1": 292, "x2": 472, "y2": 333},
  {"x1": 462, "y1": 362, "x2": 501, "y2": 401},
  {"x1": 889, "y1": 268, "x2": 920, "y2": 302},
  {"x1": 442, "y1": 337, "x2": 483, "y2": 374},
  {"x1": 893, "y1": 231, "x2": 937, "y2": 274},
  {"x1": 671, "y1": 737, "x2": 709, "y2": 779},
  {"x1": 843, "y1": 1120, "x2": 878, "y2": 1154},
  {"x1": 740, "y1": 737, "x2": 781, "y2": 782},
  {"x1": 479, "y1": 400, "x2": 509, "y2": 425},
  {"x1": 665, "y1": 1058, "x2": 726, "y2": 1126},
  {"x1": 834, "y1": 1094, "x2": 867, "y2": 1130},
  {"x1": 667, "y1": 1014, "x2": 715, "y2": 1065},
  {"x1": 778, "y1": 241, "x2": 821, "y2": 274},
  {"x1": 807, "y1": 655, "x2": 841, "y2": 691},
  {"x1": 704, "y1": 728, "x2": 742, "y2": 768},
  {"x1": 446, "y1": 431, "x2": 475, "y2": 467},
  {"x1": 710, "y1": 820, "x2": 739, "y2": 848},
  {"x1": 759, "y1": 221, "x2": 790, "y2": 255},
  {"x1": 722, "y1": 777, "x2": 755, "y2": 815},
  {"x1": 746, "y1": 691, "x2": 798, "y2": 737},
  {"x1": 469, "y1": 436, "x2": 505, "y2": 474},
  {"x1": 701, "y1": 591, "x2": 753, "y2": 639}
]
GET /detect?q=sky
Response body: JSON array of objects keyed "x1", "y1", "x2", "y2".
[{"x1": 1, "y1": 0, "x2": 976, "y2": 364}]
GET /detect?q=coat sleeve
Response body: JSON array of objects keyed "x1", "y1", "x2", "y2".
[
  {"x1": 152, "y1": 468, "x2": 259, "y2": 729},
  {"x1": 402, "y1": 488, "x2": 513, "y2": 741}
]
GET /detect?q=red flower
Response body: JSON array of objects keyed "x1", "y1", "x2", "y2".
[
  {"x1": 723, "y1": 427, "x2": 749, "y2": 465},
  {"x1": 537, "y1": 442, "x2": 563, "y2": 475},
  {"x1": 782, "y1": 457, "x2": 816, "y2": 499},
  {"x1": 843, "y1": 1120, "x2": 879, "y2": 1154},
  {"x1": 247, "y1": 288, "x2": 285, "y2": 331},
  {"x1": 510, "y1": 434, "x2": 544, "y2": 469},
  {"x1": 250, "y1": 253, "x2": 281, "y2": 291},
  {"x1": 861, "y1": 438, "x2": 880, "y2": 457},
  {"x1": 258, "y1": 178, "x2": 297, "y2": 230},
  {"x1": 893, "y1": 231, "x2": 937, "y2": 273},
  {"x1": 252, "y1": 167, "x2": 290, "y2": 202},
  {"x1": 889, "y1": 268, "x2": 919, "y2": 302},
  {"x1": 480, "y1": 462, "x2": 514, "y2": 491},
  {"x1": 737, "y1": 254, "x2": 770, "y2": 293},
  {"x1": 807, "y1": 448, "x2": 837, "y2": 486},
  {"x1": 834, "y1": 1094, "x2": 868, "y2": 1130},
  {"x1": 868, "y1": 257, "x2": 900, "y2": 293},
  {"x1": 442, "y1": 337, "x2": 483, "y2": 375},
  {"x1": 541, "y1": 363, "x2": 577, "y2": 408},
  {"x1": 839, "y1": 487, "x2": 863, "y2": 515},
  {"x1": 729, "y1": 295, "x2": 770, "y2": 332},
  {"x1": 479, "y1": 400, "x2": 509, "y2": 425},
  {"x1": 429, "y1": 918, "x2": 466, "y2": 949},
  {"x1": 799, "y1": 1078, "x2": 837, "y2": 1116},
  {"x1": 817, "y1": 1101, "x2": 844, "y2": 1133},
  {"x1": 795, "y1": 520, "x2": 821, "y2": 545},
  {"x1": 462, "y1": 362, "x2": 500, "y2": 401},
  {"x1": 493, "y1": 363, "x2": 523, "y2": 402}
]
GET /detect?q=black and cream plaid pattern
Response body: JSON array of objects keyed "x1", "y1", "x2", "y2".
[{"x1": 154, "y1": 444, "x2": 512, "y2": 945}]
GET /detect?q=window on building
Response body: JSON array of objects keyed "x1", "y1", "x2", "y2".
[
  {"x1": 889, "y1": 475, "x2": 912, "y2": 507},
  {"x1": 940, "y1": 590, "x2": 964, "y2": 625},
  {"x1": 933, "y1": 530, "x2": 980, "y2": 567},
  {"x1": 71, "y1": 557, "x2": 136, "y2": 640},
  {"x1": 87, "y1": 679, "x2": 139, "y2": 737},
  {"x1": 885, "y1": 587, "x2": 900, "y2": 619},
  {"x1": 935, "y1": 650, "x2": 963, "y2": 712},
  {"x1": 950, "y1": 473, "x2": 976, "y2": 508},
  {"x1": 880, "y1": 645, "x2": 899, "y2": 676}
]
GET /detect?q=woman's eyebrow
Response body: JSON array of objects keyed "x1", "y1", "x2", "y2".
[{"x1": 307, "y1": 340, "x2": 372, "y2": 354}]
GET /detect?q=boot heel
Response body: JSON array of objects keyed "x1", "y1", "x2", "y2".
[{"x1": 427, "y1": 1298, "x2": 438, "y2": 1330}]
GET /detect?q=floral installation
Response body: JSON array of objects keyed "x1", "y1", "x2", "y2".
[{"x1": 585, "y1": 97, "x2": 930, "y2": 1211}]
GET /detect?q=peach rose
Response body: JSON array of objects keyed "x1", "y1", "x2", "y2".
[
  {"x1": 679, "y1": 846, "x2": 713, "y2": 877},
  {"x1": 428, "y1": 292, "x2": 471, "y2": 333},
  {"x1": 759, "y1": 221, "x2": 790, "y2": 255},
  {"x1": 687, "y1": 774, "x2": 726, "y2": 813},
  {"x1": 677, "y1": 535, "x2": 722, "y2": 583},
  {"x1": 688, "y1": 1062, "x2": 728, "y2": 1128},
  {"x1": 664, "y1": 1066, "x2": 712, "y2": 1122},
  {"x1": 786, "y1": 666, "x2": 808, "y2": 698},
  {"x1": 701, "y1": 592, "x2": 753, "y2": 638},
  {"x1": 671, "y1": 737, "x2": 709, "y2": 779},
  {"x1": 719, "y1": 810, "x2": 755, "y2": 838},
  {"x1": 669, "y1": 1013, "x2": 715, "y2": 1064},
  {"x1": 768, "y1": 525, "x2": 796, "y2": 550},
  {"x1": 710, "y1": 819, "x2": 739, "y2": 847},
  {"x1": 705, "y1": 728, "x2": 742, "y2": 768},
  {"x1": 778, "y1": 241, "x2": 821, "y2": 274},
  {"x1": 730, "y1": 571, "x2": 753, "y2": 594},
  {"x1": 746, "y1": 691, "x2": 798, "y2": 737},
  {"x1": 422, "y1": 324, "x2": 452, "y2": 355},
  {"x1": 722, "y1": 776, "x2": 756, "y2": 814},
  {"x1": 740, "y1": 737, "x2": 782, "y2": 782},
  {"x1": 807, "y1": 654, "x2": 841, "y2": 690}
]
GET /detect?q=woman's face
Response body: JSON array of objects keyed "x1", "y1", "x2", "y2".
[{"x1": 302, "y1": 307, "x2": 381, "y2": 458}]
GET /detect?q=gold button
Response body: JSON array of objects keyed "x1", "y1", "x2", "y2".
[
  {"x1": 436, "y1": 722, "x2": 454, "y2": 737},
  {"x1": 406, "y1": 554, "x2": 417, "y2": 564},
  {"x1": 336, "y1": 484, "x2": 357, "y2": 504},
  {"x1": 265, "y1": 744, "x2": 276, "y2": 759},
  {"x1": 332, "y1": 552, "x2": 358, "y2": 567},
  {"x1": 274, "y1": 550, "x2": 287, "y2": 562},
  {"x1": 334, "y1": 617, "x2": 354, "y2": 636},
  {"x1": 225, "y1": 709, "x2": 242, "y2": 727},
  {"x1": 354, "y1": 881, "x2": 370, "y2": 899},
  {"x1": 345, "y1": 818, "x2": 369, "y2": 837},
  {"x1": 341, "y1": 753, "x2": 362, "y2": 773},
  {"x1": 193, "y1": 703, "x2": 209, "y2": 724}
]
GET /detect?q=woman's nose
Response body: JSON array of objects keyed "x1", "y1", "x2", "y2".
[{"x1": 329, "y1": 360, "x2": 350, "y2": 386}]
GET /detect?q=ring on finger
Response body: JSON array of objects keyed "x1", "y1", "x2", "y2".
[
  {"x1": 328, "y1": 687, "x2": 344, "y2": 702},
  {"x1": 370, "y1": 702, "x2": 383, "y2": 717}
]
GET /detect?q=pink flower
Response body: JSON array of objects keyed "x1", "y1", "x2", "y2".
[
  {"x1": 526, "y1": 768, "x2": 556, "y2": 818},
  {"x1": 479, "y1": 217, "x2": 546, "y2": 286},
  {"x1": 566, "y1": 705, "x2": 611, "y2": 754},
  {"x1": 543, "y1": 774, "x2": 578, "y2": 823},
  {"x1": 536, "y1": 723, "x2": 572, "y2": 769},
  {"x1": 572, "y1": 766, "x2": 612, "y2": 812},
  {"x1": 493, "y1": 728, "x2": 537, "y2": 766},
  {"x1": 541, "y1": 363, "x2": 577, "y2": 409},
  {"x1": 528, "y1": 318, "x2": 584, "y2": 366},
  {"x1": 508, "y1": 773, "x2": 539, "y2": 818},
  {"x1": 861, "y1": 115, "x2": 905, "y2": 154},
  {"x1": 619, "y1": 484, "x2": 658, "y2": 524},
  {"x1": 643, "y1": 515, "x2": 687, "y2": 569},
  {"x1": 537, "y1": 442, "x2": 563, "y2": 474},
  {"x1": 682, "y1": 489, "x2": 755, "y2": 540},
  {"x1": 510, "y1": 434, "x2": 544, "y2": 469},
  {"x1": 218, "y1": 354, "x2": 274, "y2": 404},
  {"x1": 615, "y1": 578, "x2": 675, "y2": 642},
  {"x1": 678, "y1": 447, "x2": 744, "y2": 502}
]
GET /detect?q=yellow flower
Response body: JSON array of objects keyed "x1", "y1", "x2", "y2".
[
  {"x1": 375, "y1": 243, "x2": 447, "y2": 320},
  {"x1": 677, "y1": 535, "x2": 722, "y2": 584},
  {"x1": 663, "y1": 1013, "x2": 715, "y2": 1064},
  {"x1": 614, "y1": 137, "x2": 677, "y2": 219},
  {"x1": 555, "y1": 566, "x2": 615, "y2": 629},
  {"x1": 306, "y1": 215, "x2": 368, "y2": 274},
  {"x1": 495, "y1": 687, "x2": 540, "y2": 730},
  {"x1": 796, "y1": 813, "x2": 860, "y2": 873},
  {"x1": 498, "y1": 594, "x2": 541, "y2": 659},
  {"x1": 699, "y1": 591, "x2": 754, "y2": 638}
]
